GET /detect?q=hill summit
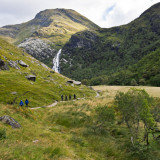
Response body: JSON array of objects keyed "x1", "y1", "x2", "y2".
[{"x1": 0, "y1": 9, "x2": 99, "y2": 67}]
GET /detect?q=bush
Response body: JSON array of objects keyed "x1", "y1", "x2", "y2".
[
  {"x1": 0, "y1": 128, "x2": 6, "y2": 140},
  {"x1": 130, "y1": 79, "x2": 138, "y2": 86}
]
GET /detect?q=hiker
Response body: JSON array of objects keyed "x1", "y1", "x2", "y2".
[
  {"x1": 25, "y1": 99, "x2": 29, "y2": 107},
  {"x1": 65, "y1": 95, "x2": 68, "y2": 101},
  {"x1": 19, "y1": 100, "x2": 24, "y2": 107},
  {"x1": 69, "y1": 95, "x2": 71, "y2": 100},
  {"x1": 61, "y1": 95, "x2": 63, "y2": 101},
  {"x1": 74, "y1": 94, "x2": 76, "y2": 99}
]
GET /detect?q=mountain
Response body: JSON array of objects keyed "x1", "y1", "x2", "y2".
[
  {"x1": 0, "y1": 37, "x2": 95, "y2": 107},
  {"x1": 0, "y1": 9, "x2": 99, "y2": 67},
  {"x1": 106, "y1": 47, "x2": 160, "y2": 86},
  {"x1": 60, "y1": 2, "x2": 160, "y2": 85}
]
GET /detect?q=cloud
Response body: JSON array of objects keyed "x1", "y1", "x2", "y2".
[{"x1": 0, "y1": 0, "x2": 159, "y2": 27}]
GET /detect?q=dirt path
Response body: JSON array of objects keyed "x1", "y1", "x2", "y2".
[
  {"x1": 30, "y1": 91, "x2": 100, "y2": 110},
  {"x1": 30, "y1": 101, "x2": 58, "y2": 110}
]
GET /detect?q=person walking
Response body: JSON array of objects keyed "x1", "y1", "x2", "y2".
[
  {"x1": 61, "y1": 95, "x2": 63, "y2": 101},
  {"x1": 69, "y1": 95, "x2": 71, "y2": 100},
  {"x1": 65, "y1": 95, "x2": 68, "y2": 101},
  {"x1": 74, "y1": 94, "x2": 76, "y2": 99},
  {"x1": 19, "y1": 100, "x2": 24, "y2": 107},
  {"x1": 25, "y1": 99, "x2": 29, "y2": 107}
]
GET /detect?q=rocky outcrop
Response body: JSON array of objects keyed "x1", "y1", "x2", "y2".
[
  {"x1": 0, "y1": 59, "x2": 9, "y2": 70},
  {"x1": 18, "y1": 60, "x2": 28, "y2": 67},
  {"x1": 0, "y1": 115, "x2": 21, "y2": 128},
  {"x1": 8, "y1": 60, "x2": 20, "y2": 69},
  {"x1": 18, "y1": 38, "x2": 56, "y2": 62},
  {"x1": 26, "y1": 75, "x2": 36, "y2": 81},
  {"x1": 63, "y1": 31, "x2": 98, "y2": 51}
]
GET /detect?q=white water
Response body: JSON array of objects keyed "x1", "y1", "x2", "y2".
[{"x1": 52, "y1": 49, "x2": 62, "y2": 73}]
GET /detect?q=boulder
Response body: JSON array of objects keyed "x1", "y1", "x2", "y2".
[
  {"x1": 50, "y1": 70, "x2": 55, "y2": 73},
  {"x1": 26, "y1": 75, "x2": 36, "y2": 81},
  {"x1": 67, "y1": 80, "x2": 81, "y2": 85},
  {"x1": 19, "y1": 60, "x2": 28, "y2": 67},
  {"x1": 0, "y1": 59, "x2": 9, "y2": 70},
  {"x1": 73, "y1": 81, "x2": 81, "y2": 85},
  {"x1": 67, "y1": 80, "x2": 74, "y2": 84},
  {"x1": 0, "y1": 115, "x2": 21, "y2": 128},
  {"x1": 8, "y1": 60, "x2": 20, "y2": 69},
  {"x1": 11, "y1": 92, "x2": 17, "y2": 95}
]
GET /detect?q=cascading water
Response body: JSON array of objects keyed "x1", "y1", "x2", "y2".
[{"x1": 52, "y1": 49, "x2": 62, "y2": 73}]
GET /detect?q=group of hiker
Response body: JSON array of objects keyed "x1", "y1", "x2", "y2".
[
  {"x1": 19, "y1": 94, "x2": 76, "y2": 107},
  {"x1": 61, "y1": 94, "x2": 76, "y2": 101},
  {"x1": 19, "y1": 99, "x2": 29, "y2": 107}
]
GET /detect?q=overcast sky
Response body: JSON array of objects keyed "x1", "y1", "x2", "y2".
[{"x1": 0, "y1": 0, "x2": 159, "y2": 28}]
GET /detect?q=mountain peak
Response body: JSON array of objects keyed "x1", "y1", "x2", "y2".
[{"x1": 34, "y1": 8, "x2": 99, "y2": 28}]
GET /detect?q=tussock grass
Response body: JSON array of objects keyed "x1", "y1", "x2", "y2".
[{"x1": 1, "y1": 85, "x2": 160, "y2": 159}]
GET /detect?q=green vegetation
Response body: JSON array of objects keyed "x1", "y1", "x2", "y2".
[
  {"x1": 0, "y1": 38, "x2": 95, "y2": 107},
  {"x1": 0, "y1": 87, "x2": 160, "y2": 159},
  {"x1": 0, "y1": 9, "x2": 99, "y2": 46},
  {"x1": 61, "y1": 3, "x2": 160, "y2": 87}
]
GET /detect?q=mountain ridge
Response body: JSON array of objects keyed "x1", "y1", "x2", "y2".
[
  {"x1": 60, "y1": 2, "x2": 160, "y2": 86},
  {"x1": 0, "y1": 8, "x2": 99, "y2": 67}
]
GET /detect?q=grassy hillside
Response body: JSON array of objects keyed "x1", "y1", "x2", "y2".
[
  {"x1": 107, "y1": 48, "x2": 160, "y2": 86},
  {"x1": 0, "y1": 86, "x2": 160, "y2": 159},
  {"x1": 0, "y1": 38, "x2": 95, "y2": 107},
  {"x1": 60, "y1": 3, "x2": 160, "y2": 85},
  {"x1": 0, "y1": 9, "x2": 99, "y2": 68},
  {"x1": 0, "y1": 9, "x2": 99, "y2": 46}
]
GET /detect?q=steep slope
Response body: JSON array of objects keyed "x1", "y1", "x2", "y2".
[
  {"x1": 60, "y1": 3, "x2": 160, "y2": 83},
  {"x1": 0, "y1": 9, "x2": 99, "y2": 67},
  {"x1": 0, "y1": 37, "x2": 95, "y2": 107},
  {"x1": 107, "y1": 47, "x2": 160, "y2": 86}
]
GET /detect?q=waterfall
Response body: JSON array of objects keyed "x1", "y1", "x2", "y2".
[{"x1": 52, "y1": 49, "x2": 62, "y2": 73}]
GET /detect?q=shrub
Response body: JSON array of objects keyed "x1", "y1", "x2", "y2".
[
  {"x1": 130, "y1": 79, "x2": 138, "y2": 86},
  {"x1": 114, "y1": 88, "x2": 155, "y2": 145},
  {"x1": 0, "y1": 128, "x2": 6, "y2": 140}
]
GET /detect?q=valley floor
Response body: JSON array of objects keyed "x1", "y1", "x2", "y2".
[{"x1": 0, "y1": 86, "x2": 160, "y2": 160}]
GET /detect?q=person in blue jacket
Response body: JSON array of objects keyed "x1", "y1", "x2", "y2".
[
  {"x1": 25, "y1": 99, "x2": 29, "y2": 107},
  {"x1": 19, "y1": 100, "x2": 24, "y2": 107}
]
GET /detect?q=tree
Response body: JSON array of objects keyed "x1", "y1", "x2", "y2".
[{"x1": 114, "y1": 88, "x2": 155, "y2": 146}]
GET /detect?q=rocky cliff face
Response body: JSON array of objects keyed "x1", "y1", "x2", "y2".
[
  {"x1": 18, "y1": 38, "x2": 56, "y2": 66},
  {"x1": 0, "y1": 9, "x2": 99, "y2": 68}
]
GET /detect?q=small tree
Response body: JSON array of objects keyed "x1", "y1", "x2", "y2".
[
  {"x1": 131, "y1": 79, "x2": 138, "y2": 86},
  {"x1": 114, "y1": 88, "x2": 155, "y2": 146}
]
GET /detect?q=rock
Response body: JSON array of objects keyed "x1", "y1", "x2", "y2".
[
  {"x1": 32, "y1": 140, "x2": 39, "y2": 143},
  {"x1": 18, "y1": 38, "x2": 56, "y2": 61},
  {"x1": 0, "y1": 115, "x2": 21, "y2": 128},
  {"x1": 26, "y1": 75, "x2": 36, "y2": 81},
  {"x1": 67, "y1": 80, "x2": 81, "y2": 85},
  {"x1": 73, "y1": 81, "x2": 81, "y2": 85},
  {"x1": 41, "y1": 63, "x2": 49, "y2": 69},
  {"x1": 50, "y1": 70, "x2": 55, "y2": 73},
  {"x1": 11, "y1": 92, "x2": 17, "y2": 95},
  {"x1": 8, "y1": 60, "x2": 20, "y2": 69},
  {"x1": 67, "y1": 80, "x2": 74, "y2": 84},
  {"x1": 19, "y1": 60, "x2": 28, "y2": 67},
  {"x1": 0, "y1": 59, "x2": 10, "y2": 70}
]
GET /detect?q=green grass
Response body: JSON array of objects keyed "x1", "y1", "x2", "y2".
[
  {"x1": 0, "y1": 38, "x2": 95, "y2": 107},
  {"x1": 0, "y1": 86, "x2": 160, "y2": 159}
]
